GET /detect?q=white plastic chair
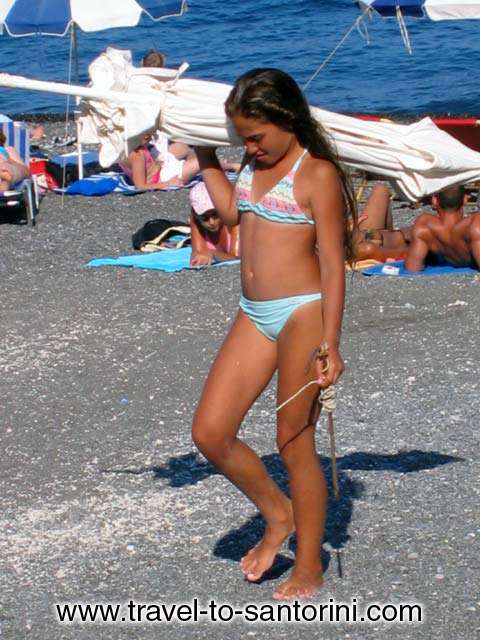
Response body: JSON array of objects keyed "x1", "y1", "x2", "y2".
[{"x1": 0, "y1": 121, "x2": 39, "y2": 226}]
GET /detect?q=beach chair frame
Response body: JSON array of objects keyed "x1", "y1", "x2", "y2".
[{"x1": 0, "y1": 121, "x2": 39, "y2": 226}]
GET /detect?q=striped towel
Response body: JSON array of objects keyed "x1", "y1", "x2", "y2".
[{"x1": 54, "y1": 172, "x2": 202, "y2": 196}]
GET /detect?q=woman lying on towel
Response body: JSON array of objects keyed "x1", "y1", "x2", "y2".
[
  {"x1": 0, "y1": 130, "x2": 29, "y2": 191},
  {"x1": 120, "y1": 133, "x2": 239, "y2": 191},
  {"x1": 354, "y1": 182, "x2": 413, "y2": 261},
  {"x1": 189, "y1": 181, "x2": 240, "y2": 266},
  {"x1": 119, "y1": 133, "x2": 200, "y2": 190}
]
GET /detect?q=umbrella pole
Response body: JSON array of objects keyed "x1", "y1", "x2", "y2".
[
  {"x1": 0, "y1": 73, "x2": 156, "y2": 105},
  {"x1": 71, "y1": 24, "x2": 84, "y2": 179}
]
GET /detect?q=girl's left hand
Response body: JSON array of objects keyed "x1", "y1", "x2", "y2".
[{"x1": 315, "y1": 346, "x2": 344, "y2": 388}]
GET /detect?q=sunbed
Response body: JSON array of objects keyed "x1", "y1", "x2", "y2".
[{"x1": 0, "y1": 121, "x2": 39, "y2": 226}]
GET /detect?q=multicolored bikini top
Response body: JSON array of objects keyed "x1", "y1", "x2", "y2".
[{"x1": 235, "y1": 149, "x2": 314, "y2": 225}]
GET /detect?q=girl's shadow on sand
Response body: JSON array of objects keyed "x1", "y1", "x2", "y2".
[
  {"x1": 107, "y1": 449, "x2": 463, "y2": 582},
  {"x1": 148, "y1": 448, "x2": 463, "y2": 582}
]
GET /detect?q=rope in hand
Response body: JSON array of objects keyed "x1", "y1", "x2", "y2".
[{"x1": 276, "y1": 343, "x2": 341, "y2": 500}]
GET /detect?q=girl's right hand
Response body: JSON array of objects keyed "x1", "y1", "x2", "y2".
[
  {"x1": 193, "y1": 147, "x2": 219, "y2": 169},
  {"x1": 190, "y1": 249, "x2": 214, "y2": 266}
]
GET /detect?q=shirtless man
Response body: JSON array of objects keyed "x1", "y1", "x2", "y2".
[{"x1": 405, "y1": 184, "x2": 480, "y2": 272}]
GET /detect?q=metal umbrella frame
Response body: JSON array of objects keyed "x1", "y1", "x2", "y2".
[{"x1": 356, "y1": 0, "x2": 480, "y2": 53}]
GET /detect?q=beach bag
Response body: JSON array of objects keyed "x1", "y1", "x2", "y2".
[{"x1": 132, "y1": 218, "x2": 191, "y2": 252}]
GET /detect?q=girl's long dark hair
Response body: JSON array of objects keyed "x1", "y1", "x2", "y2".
[{"x1": 225, "y1": 68, "x2": 357, "y2": 264}]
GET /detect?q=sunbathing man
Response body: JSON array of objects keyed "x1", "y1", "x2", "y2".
[
  {"x1": 354, "y1": 182, "x2": 413, "y2": 261},
  {"x1": 405, "y1": 184, "x2": 480, "y2": 271}
]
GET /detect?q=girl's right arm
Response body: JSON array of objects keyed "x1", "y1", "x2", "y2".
[{"x1": 194, "y1": 148, "x2": 240, "y2": 226}]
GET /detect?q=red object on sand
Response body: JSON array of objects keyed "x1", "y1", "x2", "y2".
[{"x1": 29, "y1": 157, "x2": 59, "y2": 189}]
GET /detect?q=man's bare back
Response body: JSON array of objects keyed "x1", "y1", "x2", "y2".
[{"x1": 405, "y1": 186, "x2": 480, "y2": 272}]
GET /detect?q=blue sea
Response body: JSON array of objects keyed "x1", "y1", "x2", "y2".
[{"x1": 0, "y1": 0, "x2": 479, "y2": 115}]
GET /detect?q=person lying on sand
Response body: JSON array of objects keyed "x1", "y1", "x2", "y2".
[
  {"x1": 0, "y1": 130, "x2": 29, "y2": 190},
  {"x1": 120, "y1": 133, "x2": 239, "y2": 192},
  {"x1": 119, "y1": 133, "x2": 202, "y2": 190},
  {"x1": 189, "y1": 181, "x2": 239, "y2": 266},
  {"x1": 354, "y1": 182, "x2": 413, "y2": 262},
  {"x1": 405, "y1": 184, "x2": 480, "y2": 271}
]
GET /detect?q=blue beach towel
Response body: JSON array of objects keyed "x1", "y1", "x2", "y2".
[
  {"x1": 87, "y1": 247, "x2": 240, "y2": 272},
  {"x1": 362, "y1": 260, "x2": 478, "y2": 277},
  {"x1": 57, "y1": 172, "x2": 201, "y2": 196}
]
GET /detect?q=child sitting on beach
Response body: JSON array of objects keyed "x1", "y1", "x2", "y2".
[
  {"x1": 354, "y1": 182, "x2": 413, "y2": 261},
  {"x1": 192, "y1": 68, "x2": 356, "y2": 599},
  {"x1": 0, "y1": 130, "x2": 28, "y2": 190},
  {"x1": 405, "y1": 184, "x2": 480, "y2": 271},
  {"x1": 189, "y1": 181, "x2": 240, "y2": 266}
]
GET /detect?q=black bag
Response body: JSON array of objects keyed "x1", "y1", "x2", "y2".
[{"x1": 132, "y1": 218, "x2": 191, "y2": 251}]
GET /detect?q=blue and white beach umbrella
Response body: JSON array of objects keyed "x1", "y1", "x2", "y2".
[
  {"x1": 357, "y1": 1, "x2": 480, "y2": 52},
  {"x1": 357, "y1": 0, "x2": 480, "y2": 21},
  {"x1": 0, "y1": 0, "x2": 187, "y2": 37}
]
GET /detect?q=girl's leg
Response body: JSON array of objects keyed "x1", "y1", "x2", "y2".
[
  {"x1": 168, "y1": 141, "x2": 192, "y2": 160},
  {"x1": 192, "y1": 310, "x2": 294, "y2": 581},
  {"x1": 273, "y1": 299, "x2": 328, "y2": 599},
  {"x1": 181, "y1": 155, "x2": 201, "y2": 184}
]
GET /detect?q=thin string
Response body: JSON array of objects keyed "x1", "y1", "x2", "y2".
[
  {"x1": 302, "y1": 17, "x2": 364, "y2": 92},
  {"x1": 276, "y1": 379, "x2": 318, "y2": 413},
  {"x1": 60, "y1": 27, "x2": 75, "y2": 207}
]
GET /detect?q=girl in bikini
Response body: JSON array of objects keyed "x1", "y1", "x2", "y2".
[
  {"x1": 189, "y1": 181, "x2": 240, "y2": 266},
  {"x1": 192, "y1": 68, "x2": 356, "y2": 600}
]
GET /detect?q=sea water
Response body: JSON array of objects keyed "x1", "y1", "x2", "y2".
[{"x1": 0, "y1": 0, "x2": 479, "y2": 115}]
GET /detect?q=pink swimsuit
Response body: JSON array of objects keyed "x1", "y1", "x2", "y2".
[{"x1": 120, "y1": 145, "x2": 184, "y2": 183}]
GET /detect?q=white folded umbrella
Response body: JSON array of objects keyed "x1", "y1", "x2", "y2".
[{"x1": 1, "y1": 47, "x2": 480, "y2": 200}]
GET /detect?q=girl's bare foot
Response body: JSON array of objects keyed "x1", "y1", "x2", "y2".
[
  {"x1": 272, "y1": 567, "x2": 323, "y2": 600},
  {"x1": 240, "y1": 505, "x2": 294, "y2": 582}
]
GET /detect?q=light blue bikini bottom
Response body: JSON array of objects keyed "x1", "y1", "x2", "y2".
[{"x1": 239, "y1": 292, "x2": 322, "y2": 342}]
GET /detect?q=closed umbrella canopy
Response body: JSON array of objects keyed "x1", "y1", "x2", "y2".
[
  {"x1": 2, "y1": 48, "x2": 480, "y2": 201},
  {"x1": 357, "y1": 0, "x2": 480, "y2": 20},
  {"x1": 0, "y1": 0, "x2": 186, "y2": 37}
]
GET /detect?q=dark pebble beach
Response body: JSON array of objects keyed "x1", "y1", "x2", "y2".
[{"x1": 1, "y1": 119, "x2": 479, "y2": 640}]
